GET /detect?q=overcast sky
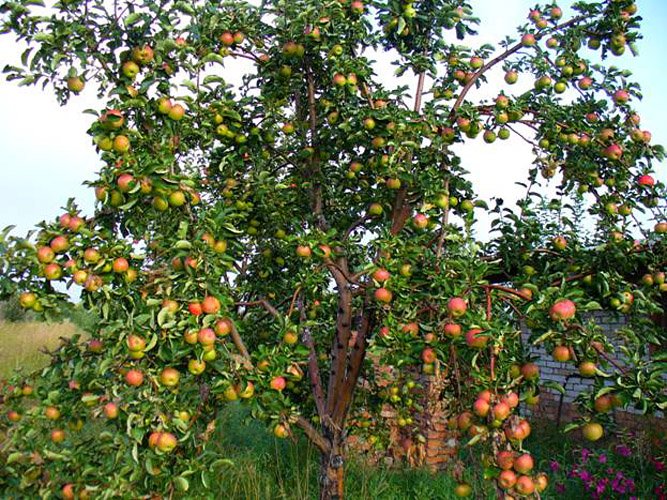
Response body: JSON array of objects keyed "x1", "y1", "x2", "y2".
[{"x1": 0, "y1": 1, "x2": 665, "y2": 238}]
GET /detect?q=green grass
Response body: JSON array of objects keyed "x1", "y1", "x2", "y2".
[{"x1": 0, "y1": 321, "x2": 81, "y2": 379}]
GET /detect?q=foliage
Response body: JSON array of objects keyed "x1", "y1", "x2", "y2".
[{"x1": 0, "y1": 0, "x2": 665, "y2": 498}]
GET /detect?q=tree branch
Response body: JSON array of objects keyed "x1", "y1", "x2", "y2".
[
  {"x1": 229, "y1": 323, "x2": 253, "y2": 370},
  {"x1": 295, "y1": 416, "x2": 330, "y2": 454}
]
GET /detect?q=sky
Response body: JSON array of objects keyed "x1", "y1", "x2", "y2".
[{"x1": 0, "y1": 1, "x2": 665, "y2": 238}]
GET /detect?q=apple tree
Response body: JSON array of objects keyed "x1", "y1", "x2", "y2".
[{"x1": 0, "y1": 0, "x2": 665, "y2": 498}]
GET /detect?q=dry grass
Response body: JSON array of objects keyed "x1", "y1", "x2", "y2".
[{"x1": 0, "y1": 321, "x2": 82, "y2": 379}]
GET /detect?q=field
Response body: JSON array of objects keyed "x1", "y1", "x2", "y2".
[{"x1": 1, "y1": 320, "x2": 664, "y2": 499}]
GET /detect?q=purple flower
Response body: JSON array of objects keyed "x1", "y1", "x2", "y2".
[
  {"x1": 598, "y1": 453, "x2": 607, "y2": 464},
  {"x1": 550, "y1": 460, "x2": 560, "y2": 472},
  {"x1": 615, "y1": 444, "x2": 632, "y2": 457},
  {"x1": 596, "y1": 478, "x2": 609, "y2": 495},
  {"x1": 555, "y1": 483, "x2": 566, "y2": 494},
  {"x1": 581, "y1": 448, "x2": 591, "y2": 461}
]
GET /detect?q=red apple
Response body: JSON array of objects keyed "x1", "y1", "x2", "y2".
[
  {"x1": 374, "y1": 287, "x2": 392, "y2": 303},
  {"x1": 447, "y1": 297, "x2": 467, "y2": 317},
  {"x1": 270, "y1": 376, "x2": 286, "y2": 391},
  {"x1": 549, "y1": 299, "x2": 576, "y2": 321},
  {"x1": 125, "y1": 369, "x2": 144, "y2": 387},
  {"x1": 465, "y1": 328, "x2": 489, "y2": 348},
  {"x1": 201, "y1": 295, "x2": 221, "y2": 314}
]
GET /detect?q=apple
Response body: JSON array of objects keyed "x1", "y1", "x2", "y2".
[
  {"x1": 45, "y1": 406, "x2": 61, "y2": 420},
  {"x1": 473, "y1": 398, "x2": 490, "y2": 417},
  {"x1": 274, "y1": 424, "x2": 289, "y2": 438},
  {"x1": 19, "y1": 292, "x2": 37, "y2": 308},
  {"x1": 372, "y1": 268, "x2": 390, "y2": 282},
  {"x1": 374, "y1": 287, "x2": 392, "y2": 303},
  {"x1": 515, "y1": 475, "x2": 535, "y2": 495},
  {"x1": 368, "y1": 202, "x2": 383, "y2": 216},
  {"x1": 159, "y1": 367, "x2": 180, "y2": 387},
  {"x1": 283, "y1": 331, "x2": 299, "y2": 344},
  {"x1": 51, "y1": 428, "x2": 66, "y2": 443},
  {"x1": 50, "y1": 235, "x2": 69, "y2": 253},
  {"x1": 131, "y1": 45, "x2": 154, "y2": 65},
  {"x1": 552, "y1": 345, "x2": 571, "y2": 362},
  {"x1": 496, "y1": 450, "x2": 515, "y2": 470},
  {"x1": 549, "y1": 299, "x2": 576, "y2": 321},
  {"x1": 603, "y1": 143, "x2": 623, "y2": 160},
  {"x1": 113, "y1": 257, "x2": 129, "y2": 273},
  {"x1": 412, "y1": 213, "x2": 428, "y2": 229},
  {"x1": 188, "y1": 359, "x2": 206, "y2": 375},
  {"x1": 582, "y1": 422, "x2": 603, "y2": 441},
  {"x1": 212, "y1": 318, "x2": 232, "y2": 336},
  {"x1": 401, "y1": 322, "x2": 419, "y2": 336},
  {"x1": 521, "y1": 33, "x2": 536, "y2": 46},
  {"x1": 113, "y1": 135, "x2": 130, "y2": 153},
  {"x1": 188, "y1": 302, "x2": 203, "y2": 316},
  {"x1": 62, "y1": 484, "x2": 75, "y2": 500},
  {"x1": 613, "y1": 89, "x2": 629, "y2": 104},
  {"x1": 270, "y1": 376, "x2": 286, "y2": 391},
  {"x1": 201, "y1": 295, "x2": 221, "y2": 314},
  {"x1": 44, "y1": 263, "x2": 63, "y2": 280},
  {"x1": 219, "y1": 31, "x2": 234, "y2": 46},
  {"x1": 386, "y1": 177, "x2": 401, "y2": 189},
  {"x1": 504, "y1": 70, "x2": 518, "y2": 84},
  {"x1": 498, "y1": 470, "x2": 516, "y2": 489},
  {"x1": 520, "y1": 362, "x2": 539, "y2": 381},
  {"x1": 594, "y1": 395, "x2": 612, "y2": 413},
  {"x1": 37, "y1": 245, "x2": 55, "y2": 263},
  {"x1": 125, "y1": 369, "x2": 144, "y2": 387},
  {"x1": 157, "y1": 432, "x2": 177, "y2": 452},
  {"x1": 513, "y1": 453, "x2": 534, "y2": 473},
  {"x1": 100, "y1": 109, "x2": 125, "y2": 130},
  {"x1": 579, "y1": 361, "x2": 597, "y2": 377},
  {"x1": 447, "y1": 297, "x2": 467, "y2": 317},
  {"x1": 502, "y1": 392, "x2": 519, "y2": 408},
  {"x1": 103, "y1": 402, "x2": 119, "y2": 419},
  {"x1": 421, "y1": 347, "x2": 437, "y2": 364},
  {"x1": 296, "y1": 245, "x2": 312, "y2": 258},
  {"x1": 638, "y1": 174, "x2": 655, "y2": 187},
  {"x1": 168, "y1": 104, "x2": 185, "y2": 121},
  {"x1": 168, "y1": 190, "x2": 186, "y2": 207},
  {"x1": 457, "y1": 412, "x2": 473, "y2": 431},
  {"x1": 443, "y1": 322, "x2": 462, "y2": 338},
  {"x1": 237, "y1": 381, "x2": 254, "y2": 398},
  {"x1": 492, "y1": 401, "x2": 510, "y2": 421},
  {"x1": 453, "y1": 483, "x2": 472, "y2": 497},
  {"x1": 465, "y1": 328, "x2": 489, "y2": 348},
  {"x1": 121, "y1": 61, "x2": 140, "y2": 79},
  {"x1": 197, "y1": 328, "x2": 216, "y2": 346}
]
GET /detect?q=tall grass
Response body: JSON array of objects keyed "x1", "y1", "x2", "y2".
[{"x1": 0, "y1": 321, "x2": 81, "y2": 379}]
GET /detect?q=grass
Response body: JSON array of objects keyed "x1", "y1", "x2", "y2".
[{"x1": 0, "y1": 321, "x2": 81, "y2": 379}]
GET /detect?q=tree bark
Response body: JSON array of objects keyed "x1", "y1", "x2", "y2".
[{"x1": 319, "y1": 440, "x2": 345, "y2": 500}]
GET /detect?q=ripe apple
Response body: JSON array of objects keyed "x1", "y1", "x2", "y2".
[
  {"x1": 296, "y1": 245, "x2": 312, "y2": 258},
  {"x1": 45, "y1": 406, "x2": 61, "y2": 420},
  {"x1": 188, "y1": 359, "x2": 206, "y2": 375},
  {"x1": 498, "y1": 469, "x2": 517, "y2": 490},
  {"x1": 582, "y1": 422, "x2": 603, "y2": 441},
  {"x1": 197, "y1": 328, "x2": 216, "y2": 346},
  {"x1": 131, "y1": 45, "x2": 154, "y2": 65},
  {"x1": 602, "y1": 143, "x2": 623, "y2": 160},
  {"x1": 51, "y1": 428, "x2": 66, "y2": 443},
  {"x1": 520, "y1": 362, "x2": 539, "y2": 381},
  {"x1": 515, "y1": 475, "x2": 535, "y2": 495},
  {"x1": 552, "y1": 235, "x2": 567, "y2": 250},
  {"x1": 492, "y1": 401, "x2": 510, "y2": 421},
  {"x1": 447, "y1": 297, "x2": 467, "y2": 317},
  {"x1": 368, "y1": 203, "x2": 383, "y2": 216},
  {"x1": 496, "y1": 450, "x2": 515, "y2": 470},
  {"x1": 412, "y1": 213, "x2": 429, "y2": 229},
  {"x1": 374, "y1": 287, "x2": 392, "y2": 303},
  {"x1": 159, "y1": 367, "x2": 180, "y2": 387},
  {"x1": 201, "y1": 295, "x2": 221, "y2": 314},
  {"x1": 157, "y1": 432, "x2": 177, "y2": 452},
  {"x1": 19, "y1": 292, "x2": 37, "y2": 308},
  {"x1": 113, "y1": 135, "x2": 130, "y2": 153},
  {"x1": 549, "y1": 299, "x2": 576, "y2": 321},
  {"x1": 211, "y1": 319, "x2": 232, "y2": 337},
  {"x1": 283, "y1": 331, "x2": 299, "y2": 344},
  {"x1": 37, "y1": 245, "x2": 55, "y2": 263},
  {"x1": 504, "y1": 70, "x2": 518, "y2": 84},
  {"x1": 552, "y1": 345, "x2": 571, "y2": 362},
  {"x1": 513, "y1": 453, "x2": 534, "y2": 473},
  {"x1": 579, "y1": 361, "x2": 597, "y2": 377},
  {"x1": 594, "y1": 395, "x2": 612, "y2": 413},
  {"x1": 521, "y1": 33, "x2": 536, "y2": 46},
  {"x1": 274, "y1": 423, "x2": 289, "y2": 438},
  {"x1": 219, "y1": 31, "x2": 234, "y2": 46},
  {"x1": 421, "y1": 347, "x2": 437, "y2": 364},
  {"x1": 188, "y1": 302, "x2": 203, "y2": 316},
  {"x1": 372, "y1": 268, "x2": 390, "y2": 282},
  {"x1": 103, "y1": 402, "x2": 119, "y2": 419},
  {"x1": 168, "y1": 104, "x2": 185, "y2": 121},
  {"x1": 112, "y1": 257, "x2": 129, "y2": 273},
  {"x1": 50, "y1": 235, "x2": 69, "y2": 253},
  {"x1": 443, "y1": 322, "x2": 462, "y2": 338},
  {"x1": 270, "y1": 376, "x2": 286, "y2": 391},
  {"x1": 44, "y1": 263, "x2": 63, "y2": 280},
  {"x1": 473, "y1": 398, "x2": 490, "y2": 417},
  {"x1": 453, "y1": 483, "x2": 472, "y2": 497},
  {"x1": 465, "y1": 328, "x2": 489, "y2": 348},
  {"x1": 502, "y1": 392, "x2": 519, "y2": 408},
  {"x1": 121, "y1": 61, "x2": 140, "y2": 79},
  {"x1": 125, "y1": 369, "x2": 144, "y2": 387}
]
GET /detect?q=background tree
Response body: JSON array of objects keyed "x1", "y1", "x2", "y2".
[{"x1": 0, "y1": 0, "x2": 665, "y2": 499}]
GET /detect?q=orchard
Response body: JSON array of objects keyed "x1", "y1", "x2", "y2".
[{"x1": 0, "y1": 0, "x2": 666, "y2": 499}]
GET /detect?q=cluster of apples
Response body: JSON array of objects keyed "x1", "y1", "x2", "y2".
[{"x1": 18, "y1": 212, "x2": 137, "y2": 312}]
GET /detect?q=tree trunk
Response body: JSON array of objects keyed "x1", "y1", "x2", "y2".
[{"x1": 319, "y1": 445, "x2": 345, "y2": 500}]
